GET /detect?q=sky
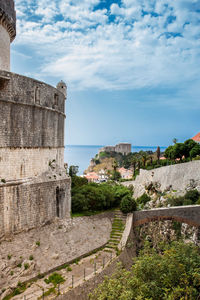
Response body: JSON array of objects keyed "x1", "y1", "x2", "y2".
[{"x1": 11, "y1": 0, "x2": 200, "y2": 146}]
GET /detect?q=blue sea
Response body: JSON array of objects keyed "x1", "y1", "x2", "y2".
[{"x1": 64, "y1": 145, "x2": 166, "y2": 175}]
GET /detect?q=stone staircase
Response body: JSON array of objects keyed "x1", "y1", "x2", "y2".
[{"x1": 104, "y1": 209, "x2": 127, "y2": 252}]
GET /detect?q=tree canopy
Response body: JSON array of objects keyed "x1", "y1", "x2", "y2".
[{"x1": 89, "y1": 241, "x2": 200, "y2": 300}]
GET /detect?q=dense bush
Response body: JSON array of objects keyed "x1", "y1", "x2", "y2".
[
  {"x1": 71, "y1": 179, "x2": 133, "y2": 213},
  {"x1": 167, "y1": 189, "x2": 200, "y2": 207},
  {"x1": 136, "y1": 193, "x2": 151, "y2": 208},
  {"x1": 89, "y1": 241, "x2": 200, "y2": 300},
  {"x1": 120, "y1": 195, "x2": 137, "y2": 213},
  {"x1": 165, "y1": 139, "x2": 200, "y2": 161}
]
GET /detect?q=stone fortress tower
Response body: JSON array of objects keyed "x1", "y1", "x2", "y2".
[
  {"x1": 0, "y1": 0, "x2": 71, "y2": 237},
  {"x1": 0, "y1": 0, "x2": 16, "y2": 71}
]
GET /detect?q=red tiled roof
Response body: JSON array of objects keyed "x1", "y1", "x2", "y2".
[{"x1": 191, "y1": 132, "x2": 200, "y2": 142}]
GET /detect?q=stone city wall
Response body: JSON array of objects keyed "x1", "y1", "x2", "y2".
[
  {"x1": 133, "y1": 205, "x2": 200, "y2": 227},
  {"x1": 0, "y1": 147, "x2": 64, "y2": 181},
  {"x1": 123, "y1": 161, "x2": 200, "y2": 198},
  {"x1": 0, "y1": 178, "x2": 71, "y2": 237},
  {"x1": 0, "y1": 25, "x2": 10, "y2": 70},
  {"x1": 0, "y1": 71, "x2": 65, "y2": 148},
  {"x1": 0, "y1": 0, "x2": 16, "y2": 70}
]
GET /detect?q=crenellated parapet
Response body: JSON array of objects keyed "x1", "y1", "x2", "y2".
[{"x1": 0, "y1": 0, "x2": 16, "y2": 42}]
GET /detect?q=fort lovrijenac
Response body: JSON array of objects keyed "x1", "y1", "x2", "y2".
[{"x1": 0, "y1": 0, "x2": 71, "y2": 237}]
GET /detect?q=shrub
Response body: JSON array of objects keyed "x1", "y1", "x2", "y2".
[
  {"x1": 137, "y1": 193, "x2": 151, "y2": 207},
  {"x1": 184, "y1": 189, "x2": 200, "y2": 204},
  {"x1": 44, "y1": 272, "x2": 65, "y2": 286},
  {"x1": 36, "y1": 241, "x2": 40, "y2": 246},
  {"x1": 89, "y1": 241, "x2": 200, "y2": 300},
  {"x1": 24, "y1": 263, "x2": 29, "y2": 270},
  {"x1": 120, "y1": 195, "x2": 137, "y2": 213}
]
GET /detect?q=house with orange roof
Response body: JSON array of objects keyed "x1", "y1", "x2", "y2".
[
  {"x1": 191, "y1": 132, "x2": 200, "y2": 144},
  {"x1": 118, "y1": 167, "x2": 133, "y2": 179},
  {"x1": 84, "y1": 172, "x2": 99, "y2": 183}
]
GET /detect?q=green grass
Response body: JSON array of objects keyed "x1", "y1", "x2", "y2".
[
  {"x1": 44, "y1": 273, "x2": 65, "y2": 287},
  {"x1": 3, "y1": 282, "x2": 27, "y2": 300},
  {"x1": 71, "y1": 207, "x2": 117, "y2": 218}
]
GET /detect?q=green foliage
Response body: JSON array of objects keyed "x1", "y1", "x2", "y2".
[
  {"x1": 71, "y1": 175, "x2": 88, "y2": 189},
  {"x1": 190, "y1": 144, "x2": 200, "y2": 159},
  {"x1": 69, "y1": 165, "x2": 79, "y2": 177},
  {"x1": 66, "y1": 266, "x2": 72, "y2": 272},
  {"x1": 89, "y1": 242, "x2": 200, "y2": 300},
  {"x1": 110, "y1": 170, "x2": 121, "y2": 181},
  {"x1": 24, "y1": 263, "x2": 29, "y2": 270},
  {"x1": 120, "y1": 195, "x2": 136, "y2": 213},
  {"x1": 167, "y1": 189, "x2": 200, "y2": 207},
  {"x1": 136, "y1": 193, "x2": 151, "y2": 208},
  {"x1": 2, "y1": 282, "x2": 27, "y2": 300},
  {"x1": 29, "y1": 255, "x2": 34, "y2": 261},
  {"x1": 165, "y1": 139, "x2": 200, "y2": 161},
  {"x1": 44, "y1": 273, "x2": 65, "y2": 287},
  {"x1": 36, "y1": 241, "x2": 40, "y2": 247},
  {"x1": 72, "y1": 180, "x2": 132, "y2": 213}
]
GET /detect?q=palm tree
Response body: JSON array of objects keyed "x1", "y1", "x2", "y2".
[{"x1": 142, "y1": 153, "x2": 147, "y2": 168}]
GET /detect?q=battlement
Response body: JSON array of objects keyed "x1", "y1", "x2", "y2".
[
  {"x1": 0, "y1": 70, "x2": 66, "y2": 113},
  {"x1": 0, "y1": 70, "x2": 67, "y2": 148},
  {"x1": 0, "y1": 0, "x2": 16, "y2": 42}
]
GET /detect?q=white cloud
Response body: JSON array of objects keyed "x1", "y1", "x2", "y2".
[{"x1": 13, "y1": 0, "x2": 200, "y2": 92}]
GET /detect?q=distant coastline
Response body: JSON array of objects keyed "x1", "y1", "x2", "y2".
[{"x1": 64, "y1": 145, "x2": 167, "y2": 175}]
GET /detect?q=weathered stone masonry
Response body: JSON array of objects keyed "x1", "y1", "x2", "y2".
[
  {"x1": 0, "y1": 0, "x2": 16, "y2": 71},
  {"x1": 0, "y1": 0, "x2": 71, "y2": 237}
]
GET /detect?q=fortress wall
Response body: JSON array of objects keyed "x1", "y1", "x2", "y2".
[
  {"x1": 0, "y1": 71, "x2": 66, "y2": 149},
  {"x1": 0, "y1": 25, "x2": 10, "y2": 71},
  {"x1": 0, "y1": 71, "x2": 65, "y2": 112},
  {"x1": 0, "y1": 0, "x2": 16, "y2": 25},
  {"x1": 136, "y1": 161, "x2": 200, "y2": 190},
  {"x1": 0, "y1": 100, "x2": 65, "y2": 148},
  {"x1": 0, "y1": 178, "x2": 71, "y2": 236},
  {"x1": 123, "y1": 161, "x2": 200, "y2": 198},
  {"x1": 0, "y1": 148, "x2": 64, "y2": 181}
]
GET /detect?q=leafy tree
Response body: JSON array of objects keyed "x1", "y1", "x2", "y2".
[
  {"x1": 184, "y1": 139, "x2": 197, "y2": 158},
  {"x1": 69, "y1": 165, "x2": 79, "y2": 177},
  {"x1": 164, "y1": 145, "x2": 175, "y2": 160},
  {"x1": 89, "y1": 242, "x2": 200, "y2": 300},
  {"x1": 173, "y1": 143, "x2": 186, "y2": 161},
  {"x1": 189, "y1": 143, "x2": 200, "y2": 159},
  {"x1": 71, "y1": 175, "x2": 88, "y2": 189},
  {"x1": 173, "y1": 138, "x2": 178, "y2": 144},
  {"x1": 111, "y1": 170, "x2": 121, "y2": 181},
  {"x1": 120, "y1": 195, "x2": 136, "y2": 213},
  {"x1": 137, "y1": 193, "x2": 151, "y2": 208}
]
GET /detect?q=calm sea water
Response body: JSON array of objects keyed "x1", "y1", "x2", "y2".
[{"x1": 64, "y1": 145, "x2": 166, "y2": 175}]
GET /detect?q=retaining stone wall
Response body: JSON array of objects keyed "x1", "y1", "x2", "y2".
[{"x1": 0, "y1": 178, "x2": 71, "y2": 237}]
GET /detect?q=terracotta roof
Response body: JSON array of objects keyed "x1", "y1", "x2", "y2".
[
  {"x1": 191, "y1": 132, "x2": 200, "y2": 142},
  {"x1": 84, "y1": 172, "x2": 99, "y2": 180}
]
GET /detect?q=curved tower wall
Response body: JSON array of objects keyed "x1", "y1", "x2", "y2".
[
  {"x1": 0, "y1": 71, "x2": 66, "y2": 181},
  {"x1": 0, "y1": 70, "x2": 71, "y2": 236},
  {"x1": 0, "y1": 0, "x2": 16, "y2": 71},
  {"x1": 0, "y1": 0, "x2": 71, "y2": 237},
  {"x1": 0, "y1": 26, "x2": 10, "y2": 70}
]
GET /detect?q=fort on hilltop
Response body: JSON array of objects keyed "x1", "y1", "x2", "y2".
[
  {"x1": 99, "y1": 143, "x2": 131, "y2": 155},
  {"x1": 0, "y1": 0, "x2": 71, "y2": 237}
]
